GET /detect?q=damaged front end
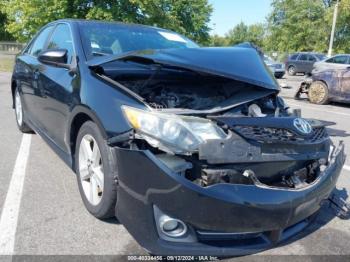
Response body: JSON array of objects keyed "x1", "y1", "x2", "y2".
[{"x1": 91, "y1": 47, "x2": 346, "y2": 255}]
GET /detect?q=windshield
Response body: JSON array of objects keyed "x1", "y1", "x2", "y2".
[{"x1": 79, "y1": 22, "x2": 199, "y2": 59}]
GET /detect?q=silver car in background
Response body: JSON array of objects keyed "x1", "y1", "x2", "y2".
[
  {"x1": 264, "y1": 55, "x2": 285, "y2": 79},
  {"x1": 313, "y1": 54, "x2": 350, "y2": 73}
]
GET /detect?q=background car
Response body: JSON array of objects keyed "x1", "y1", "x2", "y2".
[
  {"x1": 313, "y1": 54, "x2": 350, "y2": 73},
  {"x1": 264, "y1": 55, "x2": 285, "y2": 79},
  {"x1": 295, "y1": 67, "x2": 350, "y2": 104},
  {"x1": 285, "y1": 52, "x2": 326, "y2": 76}
]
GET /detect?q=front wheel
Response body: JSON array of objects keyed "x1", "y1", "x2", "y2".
[
  {"x1": 308, "y1": 81, "x2": 329, "y2": 105},
  {"x1": 75, "y1": 121, "x2": 118, "y2": 219},
  {"x1": 14, "y1": 87, "x2": 32, "y2": 133}
]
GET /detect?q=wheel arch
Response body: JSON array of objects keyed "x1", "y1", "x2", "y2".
[
  {"x1": 67, "y1": 106, "x2": 108, "y2": 159},
  {"x1": 313, "y1": 79, "x2": 329, "y2": 87},
  {"x1": 311, "y1": 79, "x2": 330, "y2": 92}
]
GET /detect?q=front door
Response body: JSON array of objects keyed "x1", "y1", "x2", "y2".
[
  {"x1": 36, "y1": 23, "x2": 77, "y2": 152},
  {"x1": 18, "y1": 25, "x2": 54, "y2": 130}
]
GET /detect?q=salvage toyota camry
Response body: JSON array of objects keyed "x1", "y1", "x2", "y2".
[{"x1": 11, "y1": 19, "x2": 345, "y2": 256}]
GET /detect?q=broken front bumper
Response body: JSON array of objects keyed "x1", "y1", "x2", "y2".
[{"x1": 114, "y1": 142, "x2": 345, "y2": 256}]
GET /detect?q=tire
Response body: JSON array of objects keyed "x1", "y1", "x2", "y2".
[
  {"x1": 288, "y1": 65, "x2": 296, "y2": 76},
  {"x1": 75, "y1": 121, "x2": 118, "y2": 219},
  {"x1": 308, "y1": 81, "x2": 329, "y2": 105},
  {"x1": 275, "y1": 73, "x2": 284, "y2": 79},
  {"x1": 14, "y1": 87, "x2": 33, "y2": 133}
]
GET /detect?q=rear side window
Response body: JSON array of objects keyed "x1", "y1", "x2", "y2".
[
  {"x1": 327, "y1": 56, "x2": 349, "y2": 64},
  {"x1": 308, "y1": 55, "x2": 316, "y2": 62},
  {"x1": 290, "y1": 54, "x2": 298, "y2": 60},
  {"x1": 298, "y1": 54, "x2": 308, "y2": 61},
  {"x1": 29, "y1": 26, "x2": 54, "y2": 56},
  {"x1": 326, "y1": 57, "x2": 334, "y2": 63},
  {"x1": 47, "y1": 24, "x2": 74, "y2": 63}
]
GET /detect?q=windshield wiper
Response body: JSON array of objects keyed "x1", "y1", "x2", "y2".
[{"x1": 92, "y1": 51, "x2": 109, "y2": 56}]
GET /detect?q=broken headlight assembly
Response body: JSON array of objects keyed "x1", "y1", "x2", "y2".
[{"x1": 122, "y1": 106, "x2": 227, "y2": 154}]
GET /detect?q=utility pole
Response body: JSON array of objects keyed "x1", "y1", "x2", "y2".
[{"x1": 328, "y1": 0, "x2": 340, "y2": 57}]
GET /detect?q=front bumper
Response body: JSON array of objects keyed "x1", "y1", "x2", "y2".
[
  {"x1": 274, "y1": 71, "x2": 285, "y2": 78},
  {"x1": 114, "y1": 142, "x2": 345, "y2": 256}
]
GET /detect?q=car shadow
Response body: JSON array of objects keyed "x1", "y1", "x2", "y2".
[
  {"x1": 100, "y1": 216, "x2": 121, "y2": 225},
  {"x1": 327, "y1": 127, "x2": 350, "y2": 138},
  {"x1": 329, "y1": 101, "x2": 350, "y2": 109}
]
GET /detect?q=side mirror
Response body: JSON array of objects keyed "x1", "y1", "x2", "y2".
[{"x1": 38, "y1": 49, "x2": 70, "y2": 69}]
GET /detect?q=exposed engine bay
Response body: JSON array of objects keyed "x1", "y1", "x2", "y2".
[
  {"x1": 121, "y1": 76, "x2": 259, "y2": 111},
  {"x1": 99, "y1": 62, "x2": 279, "y2": 112},
  {"x1": 95, "y1": 58, "x2": 335, "y2": 191}
]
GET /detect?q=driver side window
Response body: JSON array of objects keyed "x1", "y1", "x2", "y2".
[
  {"x1": 28, "y1": 26, "x2": 54, "y2": 56},
  {"x1": 298, "y1": 54, "x2": 308, "y2": 61},
  {"x1": 47, "y1": 24, "x2": 74, "y2": 64}
]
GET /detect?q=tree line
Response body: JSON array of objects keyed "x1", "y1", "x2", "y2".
[
  {"x1": 1, "y1": 0, "x2": 350, "y2": 54},
  {"x1": 211, "y1": 0, "x2": 350, "y2": 54},
  {"x1": 0, "y1": 0, "x2": 212, "y2": 44}
]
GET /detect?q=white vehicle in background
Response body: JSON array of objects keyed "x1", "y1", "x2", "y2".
[
  {"x1": 264, "y1": 55, "x2": 285, "y2": 79},
  {"x1": 313, "y1": 54, "x2": 350, "y2": 73}
]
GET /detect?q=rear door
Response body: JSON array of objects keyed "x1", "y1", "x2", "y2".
[
  {"x1": 306, "y1": 55, "x2": 317, "y2": 73},
  {"x1": 296, "y1": 54, "x2": 309, "y2": 73},
  {"x1": 36, "y1": 23, "x2": 76, "y2": 151},
  {"x1": 16, "y1": 25, "x2": 54, "y2": 129}
]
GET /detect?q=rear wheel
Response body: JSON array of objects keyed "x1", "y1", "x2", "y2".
[
  {"x1": 14, "y1": 87, "x2": 32, "y2": 133},
  {"x1": 288, "y1": 65, "x2": 296, "y2": 76},
  {"x1": 308, "y1": 81, "x2": 329, "y2": 105},
  {"x1": 75, "y1": 121, "x2": 118, "y2": 219}
]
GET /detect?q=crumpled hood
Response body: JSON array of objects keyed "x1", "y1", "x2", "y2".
[{"x1": 87, "y1": 47, "x2": 280, "y2": 91}]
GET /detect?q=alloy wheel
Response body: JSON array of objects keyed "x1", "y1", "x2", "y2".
[
  {"x1": 309, "y1": 82, "x2": 327, "y2": 104},
  {"x1": 15, "y1": 89, "x2": 23, "y2": 126},
  {"x1": 79, "y1": 134, "x2": 104, "y2": 206}
]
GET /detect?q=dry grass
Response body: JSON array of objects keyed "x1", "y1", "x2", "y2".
[{"x1": 0, "y1": 56, "x2": 15, "y2": 72}]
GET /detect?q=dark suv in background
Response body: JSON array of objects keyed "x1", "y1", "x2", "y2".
[{"x1": 285, "y1": 52, "x2": 326, "y2": 76}]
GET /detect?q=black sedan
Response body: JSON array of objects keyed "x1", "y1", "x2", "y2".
[{"x1": 12, "y1": 19, "x2": 345, "y2": 256}]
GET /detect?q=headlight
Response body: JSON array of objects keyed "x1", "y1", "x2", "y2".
[{"x1": 122, "y1": 106, "x2": 227, "y2": 154}]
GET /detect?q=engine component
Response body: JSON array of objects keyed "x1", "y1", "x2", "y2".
[
  {"x1": 328, "y1": 193, "x2": 350, "y2": 219},
  {"x1": 248, "y1": 104, "x2": 266, "y2": 117},
  {"x1": 156, "y1": 154, "x2": 192, "y2": 176},
  {"x1": 197, "y1": 168, "x2": 252, "y2": 187}
]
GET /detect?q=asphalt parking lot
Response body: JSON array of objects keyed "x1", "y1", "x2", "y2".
[{"x1": 0, "y1": 71, "x2": 349, "y2": 261}]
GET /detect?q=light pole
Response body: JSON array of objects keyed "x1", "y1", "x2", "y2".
[{"x1": 328, "y1": 0, "x2": 340, "y2": 57}]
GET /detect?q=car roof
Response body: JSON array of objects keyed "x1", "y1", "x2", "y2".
[
  {"x1": 331, "y1": 54, "x2": 350, "y2": 57},
  {"x1": 49, "y1": 19, "x2": 169, "y2": 32},
  {"x1": 291, "y1": 52, "x2": 324, "y2": 55}
]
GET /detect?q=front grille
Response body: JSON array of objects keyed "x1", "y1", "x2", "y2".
[{"x1": 233, "y1": 126, "x2": 328, "y2": 144}]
